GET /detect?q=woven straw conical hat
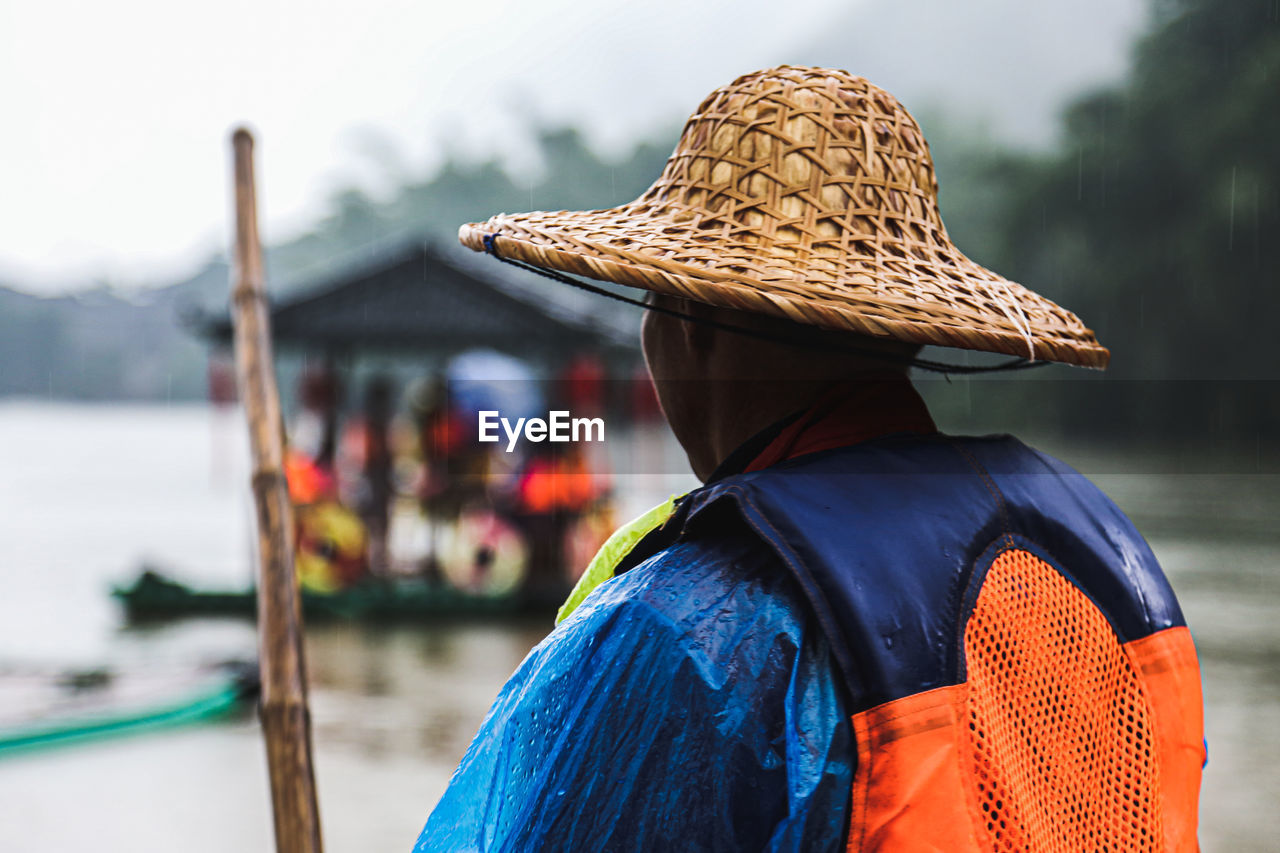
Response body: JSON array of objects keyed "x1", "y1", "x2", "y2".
[{"x1": 459, "y1": 65, "x2": 1108, "y2": 368}]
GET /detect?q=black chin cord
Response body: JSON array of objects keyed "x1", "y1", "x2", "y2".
[{"x1": 481, "y1": 234, "x2": 1050, "y2": 376}]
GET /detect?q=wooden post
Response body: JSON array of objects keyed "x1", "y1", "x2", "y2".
[{"x1": 229, "y1": 127, "x2": 324, "y2": 853}]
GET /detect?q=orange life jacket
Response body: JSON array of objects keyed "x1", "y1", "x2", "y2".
[{"x1": 644, "y1": 432, "x2": 1204, "y2": 851}]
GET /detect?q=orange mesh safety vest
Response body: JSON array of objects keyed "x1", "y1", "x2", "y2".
[{"x1": 642, "y1": 433, "x2": 1204, "y2": 851}]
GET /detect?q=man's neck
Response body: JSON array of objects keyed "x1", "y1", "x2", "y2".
[
  {"x1": 694, "y1": 372, "x2": 934, "y2": 482},
  {"x1": 701, "y1": 380, "x2": 839, "y2": 478}
]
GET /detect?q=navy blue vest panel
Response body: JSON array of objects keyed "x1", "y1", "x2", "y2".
[{"x1": 669, "y1": 433, "x2": 1185, "y2": 714}]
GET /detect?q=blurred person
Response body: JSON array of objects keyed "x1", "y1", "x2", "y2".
[
  {"x1": 556, "y1": 352, "x2": 606, "y2": 418},
  {"x1": 285, "y1": 361, "x2": 369, "y2": 593},
  {"x1": 409, "y1": 371, "x2": 493, "y2": 581},
  {"x1": 339, "y1": 375, "x2": 396, "y2": 574},
  {"x1": 629, "y1": 359, "x2": 663, "y2": 424},
  {"x1": 291, "y1": 361, "x2": 342, "y2": 470},
  {"x1": 506, "y1": 441, "x2": 609, "y2": 606},
  {"x1": 415, "y1": 68, "x2": 1204, "y2": 851},
  {"x1": 500, "y1": 361, "x2": 614, "y2": 604}
]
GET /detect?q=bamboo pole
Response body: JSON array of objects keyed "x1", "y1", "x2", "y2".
[{"x1": 229, "y1": 127, "x2": 324, "y2": 853}]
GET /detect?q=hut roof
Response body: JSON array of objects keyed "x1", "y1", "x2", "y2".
[{"x1": 199, "y1": 240, "x2": 636, "y2": 359}]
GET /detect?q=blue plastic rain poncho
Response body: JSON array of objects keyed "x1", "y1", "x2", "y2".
[{"x1": 414, "y1": 528, "x2": 852, "y2": 851}]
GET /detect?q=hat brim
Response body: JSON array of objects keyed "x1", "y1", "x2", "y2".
[{"x1": 460, "y1": 204, "x2": 1109, "y2": 369}]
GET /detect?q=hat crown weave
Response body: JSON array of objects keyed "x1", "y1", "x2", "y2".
[{"x1": 637, "y1": 66, "x2": 947, "y2": 255}]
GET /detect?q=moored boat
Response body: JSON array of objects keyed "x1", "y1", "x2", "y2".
[{"x1": 111, "y1": 569, "x2": 540, "y2": 623}]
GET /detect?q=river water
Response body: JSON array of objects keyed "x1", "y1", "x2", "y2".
[{"x1": 0, "y1": 402, "x2": 1275, "y2": 851}]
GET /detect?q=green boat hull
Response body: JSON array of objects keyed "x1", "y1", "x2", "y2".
[
  {"x1": 0, "y1": 674, "x2": 254, "y2": 758},
  {"x1": 112, "y1": 570, "x2": 543, "y2": 623}
]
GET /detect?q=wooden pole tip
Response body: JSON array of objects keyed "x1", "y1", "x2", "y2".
[{"x1": 231, "y1": 126, "x2": 256, "y2": 149}]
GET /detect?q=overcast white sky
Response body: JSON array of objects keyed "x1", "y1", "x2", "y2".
[{"x1": 0, "y1": 0, "x2": 1146, "y2": 295}]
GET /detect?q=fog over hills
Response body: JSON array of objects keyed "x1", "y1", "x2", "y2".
[
  {"x1": 802, "y1": 0, "x2": 1147, "y2": 148},
  {"x1": 0, "y1": 0, "x2": 1156, "y2": 402}
]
